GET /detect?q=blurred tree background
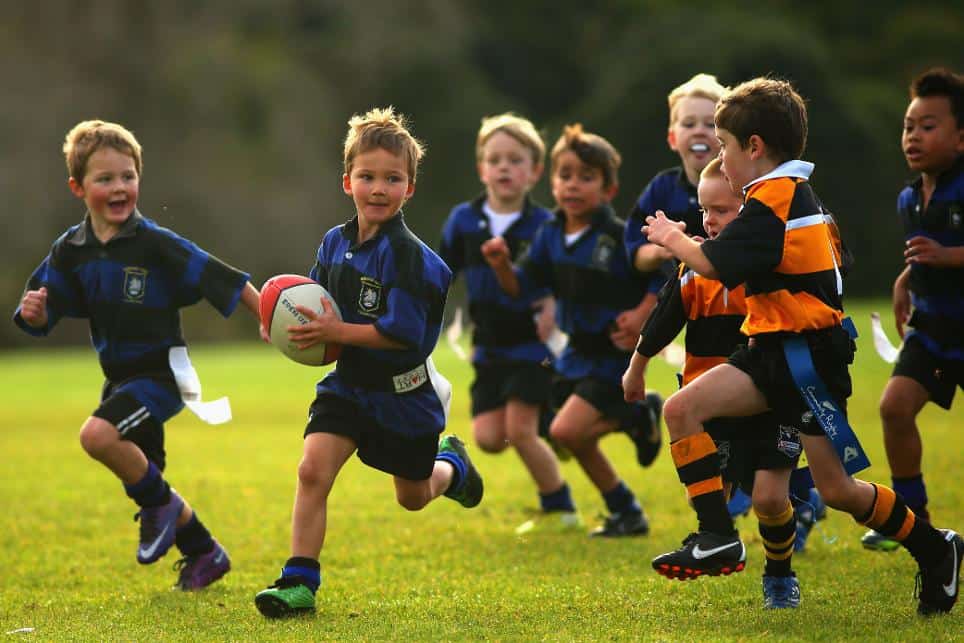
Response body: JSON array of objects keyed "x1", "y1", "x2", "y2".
[{"x1": 2, "y1": 0, "x2": 961, "y2": 347}]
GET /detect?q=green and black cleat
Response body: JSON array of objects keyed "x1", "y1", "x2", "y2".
[{"x1": 439, "y1": 435, "x2": 484, "y2": 508}]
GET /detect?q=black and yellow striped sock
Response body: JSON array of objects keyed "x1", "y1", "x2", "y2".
[
  {"x1": 671, "y1": 432, "x2": 734, "y2": 536},
  {"x1": 858, "y1": 483, "x2": 946, "y2": 568},
  {"x1": 756, "y1": 501, "x2": 795, "y2": 577}
]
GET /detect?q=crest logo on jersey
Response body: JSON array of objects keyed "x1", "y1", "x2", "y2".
[
  {"x1": 357, "y1": 277, "x2": 382, "y2": 318},
  {"x1": 716, "y1": 440, "x2": 731, "y2": 470},
  {"x1": 122, "y1": 267, "x2": 148, "y2": 303},
  {"x1": 591, "y1": 234, "x2": 616, "y2": 270},
  {"x1": 515, "y1": 240, "x2": 531, "y2": 260},
  {"x1": 950, "y1": 205, "x2": 962, "y2": 229}
]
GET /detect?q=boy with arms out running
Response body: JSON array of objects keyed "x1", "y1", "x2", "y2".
[
  {"x1": 483, "y1": 124, "x2": 653, "y2": 538},
  {"x1": 624, "y1": 158, "x2": 804, "y2": 609},
  {"x1": 439, "y1": 114, "x2": 580, "y2": 534},
  {"x1": 643, "y1": 78, "x2": 963, "y2": 616},
  {"x1": 255, "y1": 108, "x2": 482, "y2": 618},
  {"x1": 862, "y1": 68, "x2": 964, "y2": 552},
  {"x1": 14, "y1": 120, "x2": 261, "y2": 590}
]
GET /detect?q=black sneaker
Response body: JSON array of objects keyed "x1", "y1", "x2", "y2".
[
  {"x1": 626, "y1": 393, "x2": 663, "y2": 467},
  {"x1": 916, "y1": 529, "x2": 963, "y2": 616},
  {"x1": 439, "y1": 435, "x2": 484, "y2": 508},
  {"x1": 590, "y1": 509, "x2": 649, "y2": 538},
  {"x1": 652, "y1": 531, "x2": 746, "y2": 580}
]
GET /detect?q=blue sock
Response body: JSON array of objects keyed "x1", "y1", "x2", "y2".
[
  {"x1": 540, "y1": 483, "x2": 576, "y2": 513},
  {"x1": 436, "y1": 452, "x2": 466, "y2": 494},
  {"x1": 283, "y1": 557, "x2": 321, "y2": 593},
  {"x1": 602, "y1": 481, "x2": 640, "y2": 515},
  {"x1": 124, "y1": 461, "x2": 170, "y2": 507},
  {"x1": 893, "y1": 474, "x2": 929, "y2": 520},
  {"x1": 175, "y1": 513, "x2": 214, "y2": 556}
]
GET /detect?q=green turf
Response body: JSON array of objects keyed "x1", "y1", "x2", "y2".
[{"x1": 0, "y1": 300, "x2": 960, "y2": 641}]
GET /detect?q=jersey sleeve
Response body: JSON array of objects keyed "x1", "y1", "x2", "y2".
[
  {"x1": 700, "y1": 198, "x2": 785, "y2": 290},
  {"x1": 153, "y1": 227, "x2": 250, "y2": 317},
  {"x1": 624, "y1": 184, "x2": 659, "y2": 261},
  {"x1": 12, "y1": 239, "x2": 86, "y2": 336},
  {"x1": 309, "y1": 230, "x2": 335, "y2": 288},
  {"x1": 636, "y1": 269, "x2": 686, "y2": 357},
  {"x1": 374, "y1": 240, "x2": 450, "y2": 350}
]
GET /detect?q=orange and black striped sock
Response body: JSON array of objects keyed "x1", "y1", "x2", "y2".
[
  {"x1": 858, "y1": 483, "x2": 946, "y2": 567},
  {"x1": 756, "y1": 501, "x2": 795, "y2": 577},
  {"x1": 671, "y1": 432, "x2": 733, "y2": 536}
]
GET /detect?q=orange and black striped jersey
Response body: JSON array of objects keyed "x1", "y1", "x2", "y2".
[
  {"x1": 637, "y1": 264, "x2": 747, "y2": 385},
  {"x1": 701, "y1": 161, "x2": 846, "y2": 337}
]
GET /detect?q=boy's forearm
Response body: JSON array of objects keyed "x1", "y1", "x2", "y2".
[
  {"x1": 664, "y1": 229, "x2": 718, "y2": 278},
  {"x1": 491, "y1": 262, "x2": 521, "y2": 298},
  {"x1": 945, "y1": 246, "x2": 964, "y2": 267},
  {"x1": 633, "y1": 245, "x2": 667, "y2": 272},
  {"x1": 626, "y1": 349, "x2": 650, "y2": 375},
  {"x1": 239, "y1": 282, "x2": 261, "y2": 319}
]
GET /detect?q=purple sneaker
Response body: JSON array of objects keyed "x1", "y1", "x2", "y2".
[
  {"x1": 173, "y1": 540, "x2": 231, "y2": 591},
  {"x1": 134, "y1": 490, "x2": 184, "y2": 564}
]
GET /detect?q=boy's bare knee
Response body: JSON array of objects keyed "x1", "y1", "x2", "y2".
[
  {"x1": 396, "y1": 490, "x2": 429, "y2": 511},
  {"x1": 297, "y1": 457, "x2": 333, "y2": 492},
  {"x1": 661, "y1": 394, "x2": 689, "y2": 428},
  {"x1": 474, "y1": 434, "x2": 507, "y2": 454},
  {"x1": 548, "y1": 421, "x2": 576, "y2": 447},
  {"x1": 879, "y1": 395, "x2": 914, "y2": 428},
  {"x1": 752, "y1": 493, "x2": 788, "y2": 517},
  {"x1": 78, "y1": 418, "x2": 117, "y2": 456}
]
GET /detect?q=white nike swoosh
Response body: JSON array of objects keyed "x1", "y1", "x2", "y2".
[
  {"x1": 214, "y1": 550, "x2": 226, "y2": 564},
  {"x1": 138, "y1": 522, "x2": 173, "y2": 559},
  {"x1": 692, "y1": 541, "x2": 741, "y2": 560},
  {"x1": 943, "y1": 534, "x2": 959, "y2": 598}
]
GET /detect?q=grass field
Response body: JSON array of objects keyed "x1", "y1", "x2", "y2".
[{"x1": 0, "y1": 300, "x2": 961, "y2": 641}]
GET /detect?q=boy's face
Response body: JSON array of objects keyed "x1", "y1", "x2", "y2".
[
  {"x1": 68, "y1": 147, "x2": 139, "y2": 228},
  {"x1": 669, "y1": 96, "x2": 719, "y2": 178},
  {"x1": 716, "y1": 127, "x2": 755, "y2": 193},
  {"x1": 551, "y1": 150, "x2": 616, "y2": 221},
  {"x1": 698, "y1": 175, "x2": 742, "y2": 239},
  {"x1": 477, "y1": 131, "x2": 542, "y2": 208},
  {"x1": 343, "y1": 147, "x2": 414, "y2": 227},
  {"x1": 902, "y1": 95, "x2": 964, "y2": 176}
]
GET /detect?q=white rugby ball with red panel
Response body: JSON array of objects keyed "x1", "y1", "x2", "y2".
[{"x1": 260, "y1": 274, "x2": 343, "y2": 366}]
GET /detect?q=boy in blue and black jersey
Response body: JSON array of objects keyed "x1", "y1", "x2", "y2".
[
  {"x1": 14, "y1": 120, "x2": 262, "y2": 591},
  {"x1": 483, "y1": 124, "x2": 658, "y2": 538},
  {"x1": 255, "y1": 108, "x2": 483, "y2": 618},
  {"x1": 624, "y1": 74, "x2": 727, "y2": 277},
  {"x1": 862, "y1": 68, "x2": 964, "y2": 553},
  {"x1": 439, "y1": 113, "x2": 580, "y2": 534}
]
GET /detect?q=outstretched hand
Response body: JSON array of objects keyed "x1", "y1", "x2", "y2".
[
  {"x1": 643, "y1": 210, "x2": 686, "y2": 247},
  {"x1": 481, "y1": 236, "x2": 511, "y2": 268},
  {"x1": 19, "y1": 287, "x2": 48, "y2": 328},
  {"x1": 288, "y1": 296, "x2": 341, "y2": 349}
]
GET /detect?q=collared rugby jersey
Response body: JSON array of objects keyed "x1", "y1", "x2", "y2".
[
  {"x1": 638, "y1": 264, "x2": 747, "y2": 386},
  {"x1": 310, "y1": 212, "x2": 453, "y2": 436},
  {"x1": 899, "y1": 156, "x2": 964, "y2": 360},
  {"x1": 14, "y1": 210, "x2": 249, "y2": 380},
  {"x1": 701, "y1": 161, "x2": 846, "y2": 337},
  {"x1": 517, "y1": 205, "x2": 647, "y2": 385},
  {"x1": 438, "y1": 194, "x2": 553, "y2": 365}
]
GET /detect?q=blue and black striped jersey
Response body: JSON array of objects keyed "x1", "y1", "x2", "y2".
[
  {"x1": 311, "y1": 212, "x2": 453, "y2": 436},
  {"x1": 439, "y1": 194, "x2": 552, "y2": 365},
  {"x1": 517, "y1": 205, "x2": 648, "y2": 385},
  {"x1": 899, "y1": 156, "x2": 964, "y2": 360},
  {"x1": 13, "y1": 210, "x2": 249, "y2": 380}
]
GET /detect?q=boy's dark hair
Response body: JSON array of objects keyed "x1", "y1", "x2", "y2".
[
  {"x1": 715, "y1": 77, "x2": 808, "y2": 163},
  {"x1": 549, "y1": 123, "x2": 621, "y2": 188},
  {"x1": 910, "y1": 67, "x2": 964, "y2": 128}
]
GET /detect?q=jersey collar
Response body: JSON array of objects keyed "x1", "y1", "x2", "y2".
[
  {"x1": 743, "y1": 160, "x2": 814, "y2": 194},
  {"x1": 908, "y1": 154, "x2": 964, "y2": 192},
  {"x1": 67, "y1": 209, "x2": 143, "y2": 247},
  {"x1": 342, "y1": 211, "x2": 406, "y2": 249}
]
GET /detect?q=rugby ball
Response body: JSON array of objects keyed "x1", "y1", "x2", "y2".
[{"x1": 260, "y1": 275, "x2": 343, "y2": 366}]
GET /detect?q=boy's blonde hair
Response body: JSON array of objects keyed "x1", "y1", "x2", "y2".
[
  {"x1": 699, "y1": 156, "x2": 724, "y2": 181},
  {"x1": 476, "y1": 113, "x2": 545, "y2": 165},
  {"x1": 668, "y1": 74, "x2": 728, "y2": 126},
  {"x1": 343, "y1": 106, "x2": 425, "y2": 181},
  {"x1": 63, "y1": 120, "x2": 143, "y2": 183},
  {"x1": 549, "y1": 124, "x2": 621, "y2": 188},
  {"x1": 715, "y1": 77, "x2": 808, "y2": 164}
]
